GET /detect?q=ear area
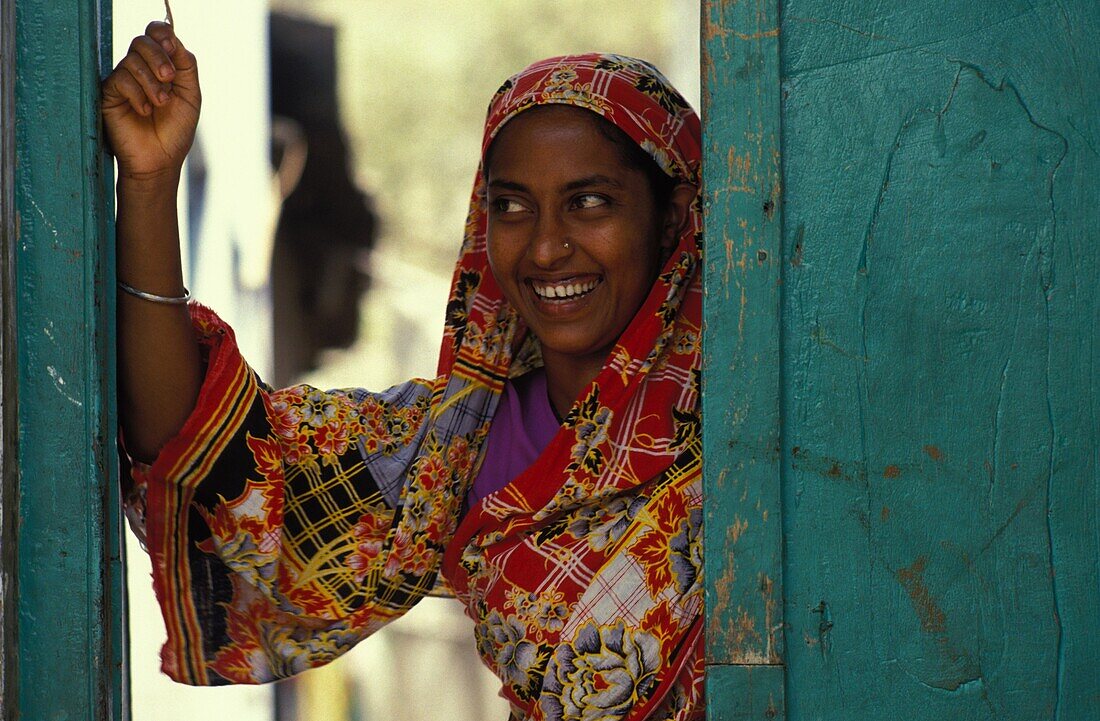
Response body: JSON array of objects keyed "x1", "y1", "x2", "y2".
[{"x1": 660, "y1": 183, "x2": 698, "y2": 251}]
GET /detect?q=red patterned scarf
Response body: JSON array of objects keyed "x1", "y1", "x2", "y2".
[{"x1": 438, "y1": 54, "x2": 704, "y2": 720}]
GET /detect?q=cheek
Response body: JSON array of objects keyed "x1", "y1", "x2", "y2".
[
  {"x1": 620, "y1": 223, "x2": 664, "y2": 284},
  {"x1": 485, "y1": 234, "x2": 518, "y2": 294}
]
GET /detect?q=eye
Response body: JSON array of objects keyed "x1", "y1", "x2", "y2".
[
  {"x1": 571, "y1": 193, "x2": 609, "y2": 210},
  {"x1": 490, "y1": 197, "x2": 527, "y2": 214}
]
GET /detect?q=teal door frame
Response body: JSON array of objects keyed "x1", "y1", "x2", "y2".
[
  {"x1": 702, "y1": 0, "x2": 786, "y2": 717},
  {"x1": 6, "y1": 0, "x2": 127, "y2": 718},
  {"x1": 1, "y1": 0, "x2": 17, "y2": 708}
]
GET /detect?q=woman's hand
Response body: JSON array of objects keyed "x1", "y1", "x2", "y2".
[{"x1": 102, "y1": 21, "x2": 199, "y2": 181}]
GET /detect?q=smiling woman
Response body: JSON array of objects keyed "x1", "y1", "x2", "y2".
[
  {"x1": 105, "y1": 15, "x2": 704, "y2": 719},
  {"x1": 484, "y1": 105, "x2": 696, "y2": 417}
]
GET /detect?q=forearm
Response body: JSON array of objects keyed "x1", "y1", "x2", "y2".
[{"x1": 116, "y1": 173, "x2": 203, "y2": 461}]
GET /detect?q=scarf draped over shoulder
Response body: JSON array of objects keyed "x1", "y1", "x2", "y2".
[{"x1": 127, "y1": 53, "x2": 704, "y2": 721}]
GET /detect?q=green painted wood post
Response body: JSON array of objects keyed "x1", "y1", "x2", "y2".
[
  {"x1": 702, "y1": 1, "x2": 786, "y2": 719},
  {"x1": 1, "y1": 0, "x2": 17, "y2": 710},
  {"x1": 10, "y1": 0, "x2": 127, "y2": 718}
]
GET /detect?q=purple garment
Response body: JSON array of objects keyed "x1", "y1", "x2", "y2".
[{"x1": 469, "y1": 370, "x2": 560, "y2": 505}]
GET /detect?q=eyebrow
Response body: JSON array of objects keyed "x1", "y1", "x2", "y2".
[{"x1": 487, "y1": 174, "x2": 626, "y2": 193}]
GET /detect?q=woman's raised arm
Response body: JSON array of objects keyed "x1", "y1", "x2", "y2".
[{"x1": 103, "y1": 21, "x2": 203, "y2": 460}]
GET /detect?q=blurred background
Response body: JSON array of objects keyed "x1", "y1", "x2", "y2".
[{"x1": 113, "y1": 1, "x2": 699, "y2": 718}]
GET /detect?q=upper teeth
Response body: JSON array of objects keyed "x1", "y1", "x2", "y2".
[{"x1": 533, "y1": 279, "x2": 599, "y2": 299}]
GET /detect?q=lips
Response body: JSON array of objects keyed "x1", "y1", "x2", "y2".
[{"x1": 530, "y1": 277, "x2": 601, "y2": 301}]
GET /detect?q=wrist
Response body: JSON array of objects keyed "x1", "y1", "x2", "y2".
[{"x1": 116, "y1": 167, "x2": 182, "y2": 197}]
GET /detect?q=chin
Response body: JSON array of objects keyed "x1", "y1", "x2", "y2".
[{"x1": 534, "y1": 334, "x2": 616, "y2": 364}]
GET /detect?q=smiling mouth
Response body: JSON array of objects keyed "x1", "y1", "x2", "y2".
[{"x1": 530, "y1": 277, "x2": 601, "y2": 301}]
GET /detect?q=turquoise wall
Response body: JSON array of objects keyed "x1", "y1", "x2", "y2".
[{"x1": 704, "y1": 1, "x2": 1099, "y2": 718}]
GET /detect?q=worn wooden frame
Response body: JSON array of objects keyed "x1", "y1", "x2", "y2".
[
  {"x1": 0, "y1": 0, "x2": 17, "y2": 713},
  {"x1": 11, "y1": 0, "x2": 126, "y2": 717},
  {"x1": 702, "y1": 0, "x2": 786, "y2": 718}
]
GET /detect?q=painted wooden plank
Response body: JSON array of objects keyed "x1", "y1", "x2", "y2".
[
  {"x1": 779, "y1": 1, "x2": 1099, "y2": 718},
  {"x1": 13, "y1": 0, "x2": 125, "y2": 718},
  {"x1": 701, "y1": 0, "x2": 786, "y2": 716},
  {"x1": 0, "y1": 0, "x2": 16, "y2": 707},
  {"x1": 707, "y1": 665, "x2": 784, "y2": 721}
]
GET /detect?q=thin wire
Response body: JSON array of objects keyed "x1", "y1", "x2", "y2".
[{"x1": 164, "y1": 0, "x2": 174, "y2": 26}]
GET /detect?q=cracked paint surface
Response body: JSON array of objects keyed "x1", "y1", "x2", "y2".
[{"x1": 773, "y1": 1, "x2": 1099, "y2": 719}]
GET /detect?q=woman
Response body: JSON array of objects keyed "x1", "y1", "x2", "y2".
[{"x1": 104, "y1": 21, "x2": 704, "y2": 720}]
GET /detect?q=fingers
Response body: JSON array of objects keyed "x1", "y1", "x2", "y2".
[
  {"x1": 103, "y1": 23, "x2": 200, "y2": 118},
  {"x1": 103, "y1": 64, "x2": 153, "y2": 117},
  {"x1": 121, "y1": 35, "x2": 175, "y2": 109},
  {"x1": 144, "y1": 21, "x2": 197, "y2": 75},
  {"x1": 143, "y1": 21, "x2": 200, "y2": 101},
  {"x1": 144, "y1": 21, "x2": 177, "y2": 55}
]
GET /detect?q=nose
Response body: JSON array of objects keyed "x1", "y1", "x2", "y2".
[{"x1": 529, "y1": 211, "x2": 573, "y2": 268}]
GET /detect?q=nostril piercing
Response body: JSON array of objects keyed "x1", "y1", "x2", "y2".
[{"x1": 562, "y1": 242, "x2": 571, "y2": 250}]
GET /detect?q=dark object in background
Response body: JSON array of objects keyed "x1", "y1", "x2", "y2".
[{"x1": 269, "y1": 12, "x2": 378, "y2": 387}]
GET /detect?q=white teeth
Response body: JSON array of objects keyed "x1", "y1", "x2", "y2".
[{"x1": 533, "y1": 278, "x2": 599, "y2": 300}]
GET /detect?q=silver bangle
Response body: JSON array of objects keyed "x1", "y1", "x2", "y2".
[{"x1": 117, "y1": 280, "x2": 191, "y2": 305}]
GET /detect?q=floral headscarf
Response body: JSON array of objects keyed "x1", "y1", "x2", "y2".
[{"x1": 129, "y1": 52, "x2": 703, "y2": 721}]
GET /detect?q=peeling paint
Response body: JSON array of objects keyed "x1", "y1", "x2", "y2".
[
  {"x1": 702, "y1": 0, "x2": 785, "y2": 692},
  {"x1": 791, "y1": 223, "x2": 804, "y2": 267},
  {"x1": 705, "y1": 25, "x2": 780, "y2": 42},
  {"x1": 790, "y1": 446, "x2": 868, "y2": 485},
  {"x1": 729, "y1": 516, "x2": 749, "y2": 544},
  {"x1": 810, "y1": 601, "x2": 833, "y2": 660},
  {"x1": 46, "y1": 366, "x2": 83, "y2": 408},
  {"x1": 896, "y1": 556, "x2": 947, "y2": 634},
  {"x1": 27, "y1": 196, "x2": 60, "y2": 239},
  {"x1": 922, "y1": 445, "x2": 945, "y2": 462},
  {"x1": 722, "y1": 148, "x2": 755, "y2": 197},
  {"x1": 738, "y1": 285, "x2": 746, "y2": 338}
]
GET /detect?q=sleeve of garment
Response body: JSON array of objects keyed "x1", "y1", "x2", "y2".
[{"x1": 124, "y1": 303, "x2": 439, "y2": 685}]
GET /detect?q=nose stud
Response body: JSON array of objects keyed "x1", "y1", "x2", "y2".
[{"x1": 562, "y1": 242, "x2": 571, "y2": 250}]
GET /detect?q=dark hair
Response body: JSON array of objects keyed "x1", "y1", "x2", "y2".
[{"x1": 484, "y1": 105, "x2": 678, "y2": 208}]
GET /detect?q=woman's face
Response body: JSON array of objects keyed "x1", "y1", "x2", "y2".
[{"x1": 484, "y1": 105, "x2": 682, "y2": 370}]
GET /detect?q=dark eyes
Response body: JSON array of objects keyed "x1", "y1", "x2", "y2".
[
  {"x1": 491, "y1": 197, "x2": 526, "y2": 214},
  {"x1": 488, "y1": 193, "x2": 610, "y2": 214},
  {"x1": 570, "y1": 193, "x2": 609, "y2": 210}
]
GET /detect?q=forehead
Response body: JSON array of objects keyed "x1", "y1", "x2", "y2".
[{"x1": 485, "y1": 105, "x2": 637, "y2": 179}]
